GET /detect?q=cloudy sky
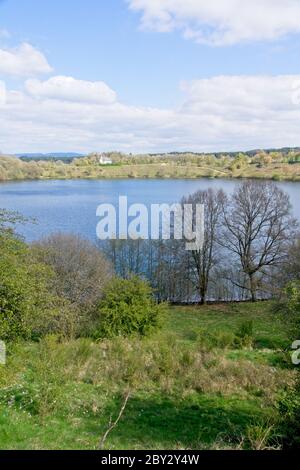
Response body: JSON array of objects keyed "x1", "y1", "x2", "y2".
[{"x1": 0, "y1": 0, "x2": 300, "y2": 154}]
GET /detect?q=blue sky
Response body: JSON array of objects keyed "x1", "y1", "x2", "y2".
[{"x1": 1, "y1": 0, "x2": 300, "y2": 153}]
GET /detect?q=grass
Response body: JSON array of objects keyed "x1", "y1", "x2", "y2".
[
  {"x1": 166, "y1": 302, "x2": 290, "y2": 349},
  {"x1": 0, "y1": 301, "x2": 296, "y2": 450}
]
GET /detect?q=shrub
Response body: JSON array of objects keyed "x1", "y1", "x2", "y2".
[
  {"x1": 277, "y1": 384, "x2": 300, "y2": 449},
  {"x1": 94, "y1": 277, "x2": 164, "y2": 338},
  {"x1": 282, "y1": 281, "x2": 300, "y2": 337},
  {"x1": 197, "y1": 324, "x2": 254, "y2": 351},
  {"x1": 275, "y1": 283, "x2": 300, "y2": 448},
  {"x1": 197, "y1": 329, "x2": 236, "y2": 350},
  {"x1": 244, "y1": 422, "x2": 279, "y2": 450},
  {"x1": 234, "y1": 320, "x2": 254, "y2": 348},
  {"x1": 0, "y1": 236, "x2": 43, "y2": 340},
  {"x1": 0, "y1": 233, "x2": 75, "y2": 341}
]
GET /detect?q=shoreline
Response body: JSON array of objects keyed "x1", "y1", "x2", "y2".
[{"x1": 1, "y1": 173, "x2": 300, "y2": 184}]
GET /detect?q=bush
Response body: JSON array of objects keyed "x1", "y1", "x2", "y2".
[
  {"x1": 0, "y1": 236, "x2": 43, "y2": 340},
  {"x1": 276, "y1": 282, "x2": 300, "y2": 448},
  {"x1": 197, "y1": 329, "x2": 236, "y2": 350},
  {"x1": 0, "y1": 234, "x2": 75, "y2": 341},
  {"x1": 282, "y1": 281, "x2": 300, "y2": 337},
  {"x1": 94, "y1": 277, "x2": 164, "y2": 338},
  {"x1": 234, "y1": 320, "x2": 254, "y2": 348},
  {"x1": 197, "y1": 323, "x2": 254, "y2": 351},
  {"x1": 277, "y1": 385, "x2": 300, "y2": 449}
]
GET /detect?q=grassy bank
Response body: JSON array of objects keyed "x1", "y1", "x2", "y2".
[
  {"x1": 0, "y1": 302, "x2": 296, "y2": 450},
  {"x1": 1, "y1": 154, "x2": 300, "y2": 182}
]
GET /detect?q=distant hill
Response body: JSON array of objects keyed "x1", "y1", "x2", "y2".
[
  {"x1": 149, "y1": 147, "x2": 300, "y2": 158},
  {"x1": 14, "y1": 152, "x2": 85, "y2": 164},
  {"x1": 15, "y1": 152, "x2": 85, "y2": 159}
]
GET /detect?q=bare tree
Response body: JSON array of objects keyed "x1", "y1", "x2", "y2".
[
  {"x1": 182, "y1": 188, "x2": 225, "y2": 304},
  {"x1": 33, "y1": 233, "x2": 113, "y2": 311},
  {"x1": 221, "y1": 181, "x2": 296, "y2": 302},
  {"x1": 284, "y1": 237, "x2": 300, "y2": 282}
]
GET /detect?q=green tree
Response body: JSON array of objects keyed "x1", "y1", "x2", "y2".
[
  {"x1": 95, "y1": 277, "x2": 164, "y2": 338},
  {"x1": 283, "y1": 281, "x2": 300, "y2": 337},
  {"x1": 0, "y1": 212, "x2": 76, "y2": 340}
]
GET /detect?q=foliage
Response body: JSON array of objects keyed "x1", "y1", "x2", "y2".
[
  {"x1": 95, "y1": 277, "x2": 165, "y2": 339},
  {"x1": 196, "y1": 319, "x2": 254, "y2": 350},
  {"x1": 277, "y1": 385, "x2": 300, "y2": 449},
  {"x1": 234, "y1": 320, "x2": 254, "y2": 348},
  {"x1": 0, "y1": 231, "x2": 76, "y2": 341},
  {"x1": 2, "y1": 151, "x2": 300, "y2": 182},
  {"x1": 0, "y1": 209, "x2": 29, "y2": 237},
  {"x1": 277, "y1": 281, "x2": 300, "y2": 338},
  {"x1": 197, "y1": 329, "x2": 236, "y2": 350},
  {"x1": 274, "y1": 281, "x2": 300, "y2": 448},
  {"x1": 229, "y1": 153, "x2": 249, "y2": 171}
]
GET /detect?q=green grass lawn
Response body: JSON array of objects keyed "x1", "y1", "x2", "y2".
[
  {"x1": 166, "y1": 302, "x2": 290, "y2": 349},
  {"x1": 0, "y1": 302, "x2": 296, "y2": 450}
]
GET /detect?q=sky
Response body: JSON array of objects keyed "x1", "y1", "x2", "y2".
[{"x1": 1, "y1": 0, "x2": 300, "y2": 154}]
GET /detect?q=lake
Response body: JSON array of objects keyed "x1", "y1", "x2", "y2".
[{"x1": 0, "y1": 178, "x2": 299, "y2": 242}]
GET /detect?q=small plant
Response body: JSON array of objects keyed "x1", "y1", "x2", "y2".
[
  {"x1": 244, "y1": 422, "x2": 279, "y2": 450},
  {"x1": 234, "y1": 320, "x2": 254, "y2": 348},
  {"x1": 277, "y1": 385, "x2": 300, "y2": 449},
  {"x1": 197, "y1": 329, "x2": 236, "y2": 350}
]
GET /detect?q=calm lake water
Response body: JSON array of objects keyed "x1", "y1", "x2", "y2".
[{"x1": 0, "y1": 178, "x2": 299, "y2": 242}]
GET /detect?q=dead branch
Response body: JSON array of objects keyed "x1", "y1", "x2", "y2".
[{"x1": 99, "y1": 391, "x2": 131, "y2": 450}]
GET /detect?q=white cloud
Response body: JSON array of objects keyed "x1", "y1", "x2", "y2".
[
  {"x1": 25, "y1": 76, "x2": 117, "y2": 104},
  {"x1": 181, "y1": 75, "x2": 298, "y2": 115},
  {"x1": 0, "y1": 80, "x2": 6, "y2": 107},
  {"x1": 128, "y1": 0, "x2": 300, "y2": 46},
  {"x1": 1, "y1": 74, "x2": 300, "y2": 153},
  {"x1": 0, "y1": 42, "x2": 52, "y2": 77}
]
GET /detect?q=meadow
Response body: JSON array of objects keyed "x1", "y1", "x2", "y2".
[{"x1": 0, "y1": 302, "x2": 296, "y2": 450}]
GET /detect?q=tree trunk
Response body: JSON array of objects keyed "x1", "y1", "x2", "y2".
[
  {"x1": 249, "y1": 274, "x2": 257, "y2": 302},
  {"x1": 199, "y1": 282, "x2": 207, "y2": 305}
]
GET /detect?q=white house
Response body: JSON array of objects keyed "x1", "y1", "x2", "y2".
[{"x1": 99, "y1": 154, "x2": 113, "y2": 165}]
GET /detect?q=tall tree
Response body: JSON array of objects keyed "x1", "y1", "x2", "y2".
[
  {"x1": 221, "y1": 181, "x2": 296, "y2": 302},
  {"x1": 182, "y1": 188, "x2": 225, "y2": 304}
]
